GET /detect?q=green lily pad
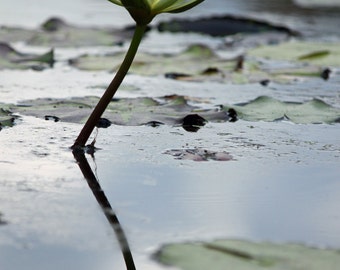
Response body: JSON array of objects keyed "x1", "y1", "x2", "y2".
[
  {"x1": 0, "y1": 107, "x2": 17, "y2": 129},
  {"x1": 249, "y1": 41, "x2": 340, "y2": 67},
  {"x1": 223, "y1": 96, "x2": 340, "y2": 124},
  {"x1": 0, "y1": 17, "x2": 134, "y2": 47},
  {"x1": 70, "y1": 44, "x2": 235, "y2": 73},
  {"x1": 70, "y1": 44, "x2": 266, "y2": 83},
  {"x1": 10, "y1": 95, "x2": 232, "y2": 126},
  {"x1": 0, "y1": 25, "x2": 36, "y2": 44},
  {"x1": 28, "y1": 17, "x2": 133, "y2": 47},
  {"x1": 0, "y1": 42, "x2": 54, "y2": 70},
  {"x1": 70, "y1": 41, "x2": 336, "y2": 83},
  {"x1": 8, "y1": 95, "x2": 340, "y2": 126},
  {"x1": 155, "y1": 239, "x2": 340, "y2": 270}
]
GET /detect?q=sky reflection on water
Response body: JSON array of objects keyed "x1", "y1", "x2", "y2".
[{"x1": 1, "y1": 0, "x2": 340, "y2": 269}]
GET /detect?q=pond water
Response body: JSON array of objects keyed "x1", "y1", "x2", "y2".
[
  {"x1": 1, "y1": 115, "x2": 340, "y2": 269},
  {"x1": 1, "y1": 0, "x2": 340, "y2": 269},
  {"x1": 1, "y1": 0, "x2": 340, "y2": 36}
]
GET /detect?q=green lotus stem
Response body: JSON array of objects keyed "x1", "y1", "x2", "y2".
[
  {"x1": 72, "y1": 0, "x2": 203, "y2": 149},
  {"x1": 72, "y1": 24, "x2": 147, "y2": 149}
]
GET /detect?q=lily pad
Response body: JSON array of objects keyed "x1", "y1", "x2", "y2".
[
  {"x1": 69, "y1": 44, "x2": 267, "y2": 83},
  {"x1": 0, "y1": 17, "x2": 134, "y2": 47},
  {"x1": 249, "y1": 41, "x2": 340, "y2": 67},
  {"x1": 155, "y1": 239, "x2": 340, "y2": 270},
  {"x1": 0, "y1": 42, "x2": 54, "y2": 70},
  {"x1": 223, "y1": 96, "x2": 340, "y2": 124},
  {"x1": 28, "y1": 17, "x2": 134, "y2": 47},
  {"x1": 8, "y1": 95, "x2": 340, "y2": 126},
  {"x1": 70, "y1": 44, "x2": 236, "y2": 74},
  {"x1": 0, "y1": 107, "x2": 17, "y2": 130},
  {"x1": 10, "y1": 95, "x2": 234, "y2": 127},
  {"x1": 70, "y1": 41, "x2": 336, "y2": 83}
]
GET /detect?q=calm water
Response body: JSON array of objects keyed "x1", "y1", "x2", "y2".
[
  {"x1": 1, "y1": 0, "x2": 340, "y2": 269},
  {"x1": 1, "y1": 0, "x2": 340, "y2": 36}
]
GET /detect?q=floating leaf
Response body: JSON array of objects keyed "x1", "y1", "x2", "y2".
[
  {"x1": 29, "y1": 17, "x2": 134, "y2": 47},
  {"x1": 70, "y1": 44, "x2": 260, "y2": 83},
  {"x1": 155, "y1": 239, "x2": 340, "y2": 270},
  {"x1": 10, "y1": 95, "x2": 233, "y2": 127},
  {"x1": 0, "y1": 25, "x2": 36, "y2": 44},
  {"x1": 70, "y1": 44, "x2": 233, "y2": 73},
  {"x1": 0, "y1": 17, "x2": 134, "y2": 47},
  {"x1": 0, "y1": 107, "x2": 17, "y2": 130},
  {"x1": 249, "y1": 41, "x2": 340, "y2": 67},
  {"x1": 8, "y1": 95, "x2": 340, "y2": 126},
  {"x1": 0, "y1": 42, "x2": 54, "y2": 70},
  {"x1": 223, "y1": 96, "x2": 340, "y2": 124}
]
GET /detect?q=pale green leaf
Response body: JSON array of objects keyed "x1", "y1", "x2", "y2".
[{"x1": 156, "y1": 239, "x2": 340, "y2": 270}]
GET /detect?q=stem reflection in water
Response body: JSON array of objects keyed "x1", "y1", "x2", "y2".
[{"x1": 73, "y1": 150, "x2": 136, "y2": 270}]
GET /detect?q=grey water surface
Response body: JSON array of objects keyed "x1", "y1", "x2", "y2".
[{"x1": 1, "y1": 0, "x2": 340, "y2": 270}]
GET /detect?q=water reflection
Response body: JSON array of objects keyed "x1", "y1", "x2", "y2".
[
  {"x1": 0, "y1": 212, "x2": 8, "y2": 225},
  {"x1": 73, "y1": 150, "x2": 136, "y2": 270}
]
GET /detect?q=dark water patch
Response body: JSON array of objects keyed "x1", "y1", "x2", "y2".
[
  {"x1": 157, "y1": 15, "x2": 298, "y2": 37},
  {"x1": 182, "y1": 114, "x2": 207, "y2": 132},
  {"x1": 0, "y1": 212, "x2": 8, "y2": 225}
]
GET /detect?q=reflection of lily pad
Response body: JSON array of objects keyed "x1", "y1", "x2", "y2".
[
  {"x1": 223, "y1": 96, "x2": 340, "y2": 124},
  {"x1": 0, "y1": 42, "x2": 54, "y2": 70},
  {"x1": 155, "y1": 239, "x2": 340, "y2": 270},
  {"x1": 10, "y1": 95, "x2": 232, "y2": 126}
]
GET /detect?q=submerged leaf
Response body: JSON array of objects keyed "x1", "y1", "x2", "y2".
[{"x1": 155, "y1": 239, "x2": 340, "y2": 270}]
